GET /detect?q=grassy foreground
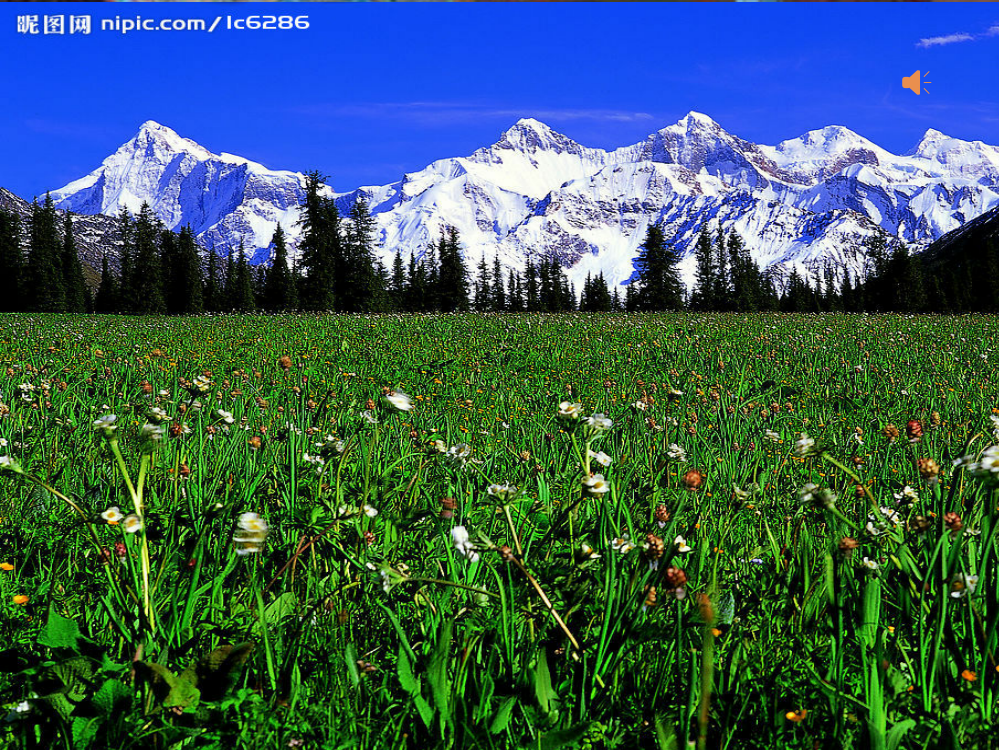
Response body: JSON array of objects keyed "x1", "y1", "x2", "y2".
[{"x1": 0, "y1": 312, "x2": 997, "y2": 750}]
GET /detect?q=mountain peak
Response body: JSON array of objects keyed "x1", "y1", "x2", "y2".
[
  {"x1": 677, "y1": 111, "x2": 719, "y2": 128},
  {"x1": 130, "y1": 120, "x2": 211, "y2": 159},
  {"x1": 492, "y1": 118, "x2": 584, "y2": 155}
]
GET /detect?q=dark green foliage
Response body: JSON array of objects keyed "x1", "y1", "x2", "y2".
[
  {"x1": 204, "y1": 247, "x2": 222, "y2": 313},
  {"x1": 130, "y1": 204, "x2": 167, "y2": 314},
  {"x1": 436, "y1": 226, "x2": 470, "y2": 313},
  {"x1": 263, "y1": 225, "x2": 296, "y2": 312},
  {"x1": 296, "y1": 171, "x2": 339, "y2": 311},
  {"x1": 633, "y1": 221, "x2": 684, "y2": 311},
  {"x1": 579, "y1": 272, "x2": 613, "y2": 312},
  {"x1": 691, "y1": 225, "x2": 717, "y2": 311},
  {"x1": 231, "y1": 243, "x2": 257, "y2": 312},
  {"x1": 164, "y1": 226, "x2": 204, "y2": 314},
  {"x1": 61, "y1": 214, "x2": 89, "y2": 312},
  {"x1": 25, "y1": 194, "x2": 66, "y2": 312},
  {"x1": 0, "y1": 208, "x2": 25, "y2": 311},
  {"x1": 93, "y1": 255, "x2": 120, "y2": 314},
  {"x1": 342, "y1": 197, "x2": 384, "y2": 313}
]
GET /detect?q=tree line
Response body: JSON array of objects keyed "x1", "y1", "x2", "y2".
[{"x1": 1, "y1": 180, "x2": 990, "y2": 315}]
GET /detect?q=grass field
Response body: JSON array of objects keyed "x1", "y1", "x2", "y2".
[{"x1": 0, "y1": 312, "x2": 997, "y2": 750}]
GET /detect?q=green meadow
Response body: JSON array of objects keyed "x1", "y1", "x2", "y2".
[{"x1": 0, "y1": 313, "x2": 996, "y2": 749}]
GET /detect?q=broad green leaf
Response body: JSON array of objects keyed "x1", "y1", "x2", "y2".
[
  {"x1": 344, "y1": 643, "x2": 360, "y2": 687},
  {"x1": 488, "y1": 695, "x2": 517, "y2": 735},
  {"x1": 40, "y1": 610, "x2": 84, "y2": 651},
  {"x1": 397, "y1": 644, "x2": 420, "y2": 697},
  {"x1": 92, "y1": 678, "x2": 133, "y2": 716}
]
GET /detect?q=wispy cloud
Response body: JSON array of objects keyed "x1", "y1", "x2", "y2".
[
  {"x1": 289, "y1": 101, "x2": 654, "y2": 126},
  {"x1": 917, "y1": 24, "x2": 999, "y2": 48}
]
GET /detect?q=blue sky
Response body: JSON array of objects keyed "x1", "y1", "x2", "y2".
[{"x1": 2, "y1": 2, "x2": 998, "y2": 200}]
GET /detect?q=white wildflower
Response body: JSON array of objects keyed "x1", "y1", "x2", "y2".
[
  {"x1": 582, "y1": 473, "x2": 611, "y2": 496},
  {"x1": 101, "y1": 506, "x2": 123, "y2": 524},
  {"x1": 587, "y1": 449, "x2": 613, "y2": 467},
  {"x1": 451, "y1": 526, "x2": 479, "y2": 563},
  {"x1": 667, "y1": 443, "x2": 687, "y2": 461},
  {"x1": 385, "y1": 391, "x2": 413, "y2": 412}
]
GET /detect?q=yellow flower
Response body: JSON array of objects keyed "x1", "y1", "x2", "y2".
[
  {"x1": 785, "y1": 709, "x2": 807, "y2": 722},
  {"x1": 0, "y1": 562, "x2": 13, "y2": 571},
  {"x1": 961, "y1": 669, "x2": 977, "y2": 682},
  {"x1": 12, "y1": 594, "x2": 28, "y2": 605}
]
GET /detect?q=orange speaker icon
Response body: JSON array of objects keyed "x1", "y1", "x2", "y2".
[{"x1": 903, "y1": 70, "x2": 930, "y2": 95}]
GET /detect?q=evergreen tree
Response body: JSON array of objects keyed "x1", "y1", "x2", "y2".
[
  {"x1": 25, "y1": 194, "x2": 66, "y2": 312},
  {"x1": 223, "y1": 245, "x2": 237, "y2": 310},
  {"x1": 691, "y1": 226, "x2": 717, "y2": 311},
  {"x1": 232, "y1": 243, "x2": 256, "y2": 312},
  {"x1": 507, "y1": 269, "x2": 520, "y2": 312},
  {"x1": 204, "y1": 248, "x2": 222, "y2": 313},
  {"x1": 60, "y1": 214, "x2": 88, "y2": 312},
  {"x1": 524, "y1": 260, "x2": 539, "y2": 312},
  {"x1": 436, "y1": 226, "x2": 469, "y2": 312},
  {"x1": 390, "y1": 252, "x2": 406, "y2": 311},
  {"x1": 131, "y1": 203, "x2": 166, "y2": 314},
  {"x1": 171, "y1": 226, "x2": 204, "y2": 314},
  {"x1": 633, "y1": 222, "x2": 684, "y2": 311},
  {"x1": 297, "y1": 171, "x2": 338, "y2": 311},
  {"x1": 492, "y1": 253, "x2": 505, "y2": 311},
  {"x1": 263, "y1": 225, "x2": 295, "y2": 312},
  {"x1": 116, "y1": 208, "x2": 135, "y2": 313},
  {"x1": 0, "y1": 208, "x2": 25, "y2": 312},
  {"x1": 474, "y1": 253, "x2": 491, "y2": 311},
  {"x1": 343, "y1": 197, "x2": 381, "y2": 312},
  {"x1": 93, "y1": 255, "x2": 120, "y2": 314}
]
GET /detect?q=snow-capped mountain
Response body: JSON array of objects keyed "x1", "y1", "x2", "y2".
[
  {"x1": 51, "y1": 121, "x2": 304, "y2": 264},
  {"x1": 50, "y1": 115, "x2": 999, "y2": 289}
]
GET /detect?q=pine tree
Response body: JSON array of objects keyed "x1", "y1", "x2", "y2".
[
  {"x1": 492, "y1": 253, "x2": 505, "y2": 311},
  {"x1": 0, "y1": 208, "x2": 25, "y2": 312},
  {"x1": 116, "y1": 208, "x2": 135, "y2": 313},
  {"x1": 263, "y1": 225, "x2": 295, "y2": 312},
  {"x1": 525, "y1": 260, "x2": 539, "y2": 312},
  {"x1": 297, "y1": 171, "x2": 338, "y2": 311},
  {"x1": 437, "y1": 226, "x2": 469, "y2": 312},
  {"x1": 344, "y1": 197, "x2": 382, "y2": 312},
  {"x1": 233, "y1": 243, "x2": 256, "y2": 312},
  {"x1": 131, "y1": 203, "x2": 166, "y2": 314},
  {"x1": 204, "y1": 248, "x2": 221, "y2": 312},
  {"x1": 93, "y1": 255, "x2": 120, "y2": 314},
  {"x1": 390, "y1": 252, "x2": 406, "y2": 312},
  {"x1": 507, "y1": 269, "x2": 520, "y2": 312},
  {"x1": 26, "y1": 194, "x2": 66, "y2": 312},
  {"x1": 59, "y1": 214, "x2": 88, "y2": 312},
  {"x1": 172, "y1": 226, "x2": 204, "y2": 314},
  {"x1": 691, "y1": 226, "x2": 717, "y2": 311},
  {"x1": 474, "y1": 253, "x2": 491, "y2": 311},
  {"x1": 634, "y1": 222, "x2": 684, "y2": 311}
]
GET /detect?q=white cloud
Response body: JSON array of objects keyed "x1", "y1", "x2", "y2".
[
  {"x1": 917, "y1": 32, "x2": 974, "y2": 48},
  {"x1": 917, "y1": 23, "x2": 999, "y2": 48}
]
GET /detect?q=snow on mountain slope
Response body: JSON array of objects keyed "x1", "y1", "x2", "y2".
[
  {"x1": 51, "y1": 121, "x2": 306, "y2": 263},
  {"x1": 50, "y1": 114, "x2": 999, "y2": 291}
]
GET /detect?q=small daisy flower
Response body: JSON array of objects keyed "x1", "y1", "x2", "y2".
[
  {"x1": 794, "y1": 433, "x2": 816, "y2": 457},
  {"x1": 557, "y1": 401, "x2": 582, "y2": 421},
  {"x1": 583, "y1": 473, "x2": 611, "y2": 496},
  {"x1": 101, "y1": 506, "x2": 123, "y2": 524},
  {"x1": 667, "y1": 444, "x2": 687, "y2": 461},
  {"x1": 123, "y1": 515, "x2": 143, "y2": 534},
  {"x1": 587, "y1": 449, "x2": 613, "y2": 467},
  {"x1": 610, "y1": 534, "x2": 635, "y2": 554},
  {"x1": 385, "y1": 391, "x2": 413, "y2": 412},
  {"x1": 451, "y1": 526, "x2": 479, "y2": 563},
  {"x1": 674, "y1": 536, "x2": 692, "y2": 554}
]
